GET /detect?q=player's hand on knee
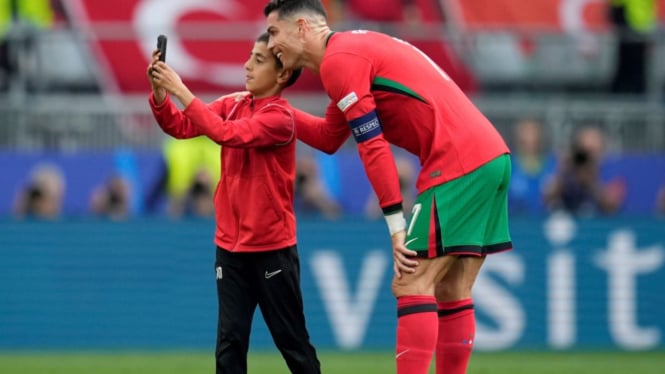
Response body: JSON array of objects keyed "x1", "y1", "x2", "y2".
[{"x1": 391, "y1": 230, "x2": 418, "y2": 278}]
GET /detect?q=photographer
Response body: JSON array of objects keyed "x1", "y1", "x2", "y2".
[
  {"x1": 543, "y1": 125, "x2": 626, "y2": 216},
  {"x1": 13, "y1": 162, "x2": 65, "y2": 220}
]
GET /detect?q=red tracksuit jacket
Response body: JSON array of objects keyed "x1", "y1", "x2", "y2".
[{"x1": 150, "y1": 93, "x2": 297, "y2": 252}]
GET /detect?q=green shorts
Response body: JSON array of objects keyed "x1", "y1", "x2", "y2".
[{"x1": 405, "y1": 154, "x2": 513, "y2": 258}]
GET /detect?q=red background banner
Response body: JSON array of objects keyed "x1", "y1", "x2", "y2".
[
  {"x1": 63, "y1": 0, "x2": 663, "y2": 95},
  {"x1": 63, "y1": 0, "x2": 477, "y2": 94}
]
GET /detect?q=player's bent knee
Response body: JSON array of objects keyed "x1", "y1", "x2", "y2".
[
  {"x1": 435, "y1": 256, "x2": 485, "y2": 300},
  {"x1": 391, "y1": 272, "x2": 435, "y2": 297},
  {"x1": 391, "y1": 256, "x2": 458, "y2": 297},
  {"x1": 434, "y1": 281, "x2": 467, "y2": 301},
  {"x1": 392, "y1": 256, "x2": 460, "y2": 297}
]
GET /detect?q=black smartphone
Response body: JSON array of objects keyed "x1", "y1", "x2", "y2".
[{"x1": 157, "y1": 34, "x2": 167, "y2": 62}]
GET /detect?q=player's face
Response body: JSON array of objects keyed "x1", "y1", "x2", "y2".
[
  {"x1": 244, "y1": 41, "x2": 280, "y2": 98},
  {"x1": 266, "y1": 11, "x2": 302, "y2": 70}
]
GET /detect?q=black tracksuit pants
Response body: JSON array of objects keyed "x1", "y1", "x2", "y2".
[{"x1": 214, "y1": 245, "x2": 320, "y2": 374}]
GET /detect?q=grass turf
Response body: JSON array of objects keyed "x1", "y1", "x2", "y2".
[{"x1": 0, "y1": 350, "x2": 663, "y2": 373}]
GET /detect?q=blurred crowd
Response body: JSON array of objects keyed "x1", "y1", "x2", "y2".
[
  {"x1": 508, "y1": 119, "x2": 628, "y2": 217},
  {"x1": 0, "y1": 0, "x2": 71, "y2": 93},
  {"x1": 3, "y1": 0, "x2": 665, "y2": 220},
  {"x1": 11, "y1": 119, "x2": 665, "y2": 221}
]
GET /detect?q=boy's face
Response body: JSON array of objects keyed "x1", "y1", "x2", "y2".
[{"x1": 244, "y1": 41, "x2": 282, "y2": 98}]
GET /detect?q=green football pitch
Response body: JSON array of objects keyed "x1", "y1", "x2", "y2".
[{"x1": 0, "y1": 350, "x2": 663, "y2": 373}]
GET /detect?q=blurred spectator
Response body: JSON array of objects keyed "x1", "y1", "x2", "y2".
[
  {"x1": 111, "y1": 149, "x2": 144, "y2": 216},
  {"x1": 49, "y1": 0, "x2": 68, "y2": 27},
  {"x1": 607, "y1": 0, "x2": 656, "y2": 95},
  {"x1": 0, "y1": 0, "x2": 55, "y2": 91},
  {"x1": 543, "y1": 125, "x2": 626, "y2": 216},
  {"x1": 295, "y1": 151, "x2": 342, "y2": 219},
  {"x1": 508, "y1": 118, "x2": 556, "y2": 215},
  {"x1": 13, "y1": 162, "x2": 65, "y2": 219},
  {"x1": 89, "y1": 174, "x2": 131, "y2": 220},
  {"x1": 145, "y1": 136, "x2": 219, "y2": 218},
  {"x1": 364, "y1": 153, "x2": 417, "y2": 219},
  {"x1": 182, "y1": 169, "x2": 216, "y2": 218}
]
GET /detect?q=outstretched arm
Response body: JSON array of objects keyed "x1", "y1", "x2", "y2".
[
  {"x1": 146, "y1": 49, "x2": 167, "y2": 104},
  {"x1": 146, "y1": 51, "x2": 204, "y2": 139},
  {"x1": 149, "y1": 60, "x2": 195, "y2": 108},
  {"x1": 293, "y1": 102, "x2": 350, "y2": 154}
]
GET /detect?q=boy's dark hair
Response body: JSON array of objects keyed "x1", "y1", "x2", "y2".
[
  {"x1": 256, "y1": 32, "x2": 302, "y2": 88},
  {"x1": 263, "y1": 0, "x2": 327, "y2": 20}
]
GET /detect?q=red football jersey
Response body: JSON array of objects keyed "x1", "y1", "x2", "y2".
[{"x1": 318, "y1": 30, "x2": 510, "y2": 211}]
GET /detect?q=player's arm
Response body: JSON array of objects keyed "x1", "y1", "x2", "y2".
[
  {"x1": 293, "y1": 101, "x2": 350, "y2": 154},
  {"x1": 321, "y1": 53, "x2": 403, "y2": 217},
  {"x1": 183, "y1": 99, "x2": 294, "y2": 147},
  {"x1": 321, "y1": 52, "x2": 418, "y2": 275},
  {"x1": 353, "y1": 123, "x2": 405, "y2": 223},
  {"x1": 349, "y1": 111, "x2": 419, "y2": 275}
]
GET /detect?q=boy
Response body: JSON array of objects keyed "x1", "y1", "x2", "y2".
[{"x1": 147, "y1": 33, "x2": 320, "y2": 374}]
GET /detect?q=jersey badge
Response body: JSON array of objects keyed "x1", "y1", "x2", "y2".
[{"x1": 337, "y1": 91, "x2": 358, "y2": 112}]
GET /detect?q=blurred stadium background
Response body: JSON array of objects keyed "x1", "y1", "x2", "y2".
[{"x1": 1, "y1": 0, "x2": 664, "y2": 372}]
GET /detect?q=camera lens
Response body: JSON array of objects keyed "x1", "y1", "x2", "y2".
[{"x1": 573, "y1": 149, "x2": 589, "y2": 166}]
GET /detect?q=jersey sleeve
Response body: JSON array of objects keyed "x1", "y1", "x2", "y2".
[
  {"x1": 320, "y1": 52, "x2": 376, "y2": 119},
  {"x1": 293, "y1": 101, "x2": 350, "y2": 154},
  {"x1": 321, "y1": 52, "x2": 403, "y2": 212},
  {"x1": 149, "y1": 93, "x2": 203, "y2": 139},
  {"x1": 183, "y1": 98, "x2": 294, "y2": 147}
]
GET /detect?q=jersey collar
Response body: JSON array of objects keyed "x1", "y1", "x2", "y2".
[{"x1": 325, "y1": 31, "x2": 336, "y2": 47}]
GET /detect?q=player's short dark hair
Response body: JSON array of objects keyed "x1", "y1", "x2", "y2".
[
  {"x1": 255, "y1": 32, "x2": 302, "y2": 88},
  {"x1": 263, "y1": 0, "x2": 327, "y2": 20}
]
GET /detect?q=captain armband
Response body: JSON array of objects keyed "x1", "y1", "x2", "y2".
[{"x1": 348, "y1": 110, "x2": 383, "y2": 143}]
